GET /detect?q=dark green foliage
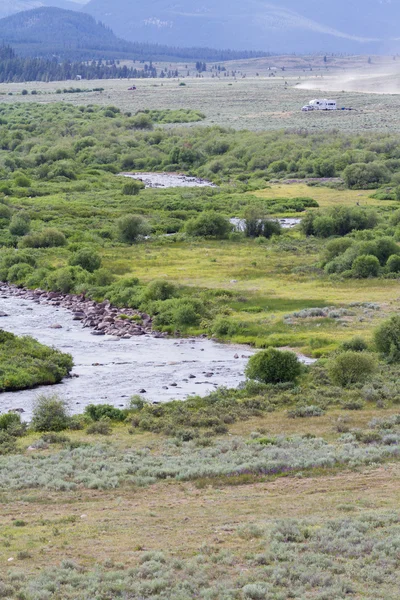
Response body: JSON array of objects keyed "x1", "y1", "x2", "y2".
[
  {"x1": 302, "y1": 207, "x2": 377, "y2": 238},
  {"x1": 341, "y1": 337, "x2": 369, "y2": 352},
  {"x1": 374, "y1": 316, "x2": 400, "y2": 361},
  {"x1": 343, "y1": 162, "x2": 391, "y2": 189},
  {"x1": 19, "y1": 228, "x2": 66, "y2": 249},
  {"x1": 328, "y1": 352, "x2": 377, "y2": 387},
  {"x1": 387, "y1": 254, "x2": 400, "y2": 273},
  {"x1": 69, "y1": 248, "x2": 102, "y2": 272},
  {"x1": 141, "y1": 280, "x2": 177, "y2": 302},
  {"x1": 85, "y1": 404, "x2": 127, "y2": 422},
  {"x1": 352, "y1": 254, "x2": 380, "y2": 278},
  {"x1": 128, "y1": 114, "x2": 154, "y2": 130},
  {"x1": 9, "y1": 212, "x2": 30, "y2": 236},
  {"x1": 185, "y1": 212, "x2": 231, "y2": 238},
  {"x1": 245, "y1": 348, "x2": 302, "y2": 384},
  {"x1": 0, "y1": 331, "x2": 73, "y2": 392},
  {"x1": 117, "y1": 214, "x2": 150, "y2": 243},
  {"x1": 31, "y1": 394, "x2": 71, "y2": 432}
]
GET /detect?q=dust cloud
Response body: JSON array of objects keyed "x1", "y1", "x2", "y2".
[{"x1": 296, "y1": 66, "x2": 400, "y2": 95}]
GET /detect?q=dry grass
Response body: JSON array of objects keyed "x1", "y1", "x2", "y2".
[
  {"x1": 3, "y1": 74, "x2": 400, "y2": 133},
  {"x1": 1, "y1": 459, "x2": 399, "y2": 572}
]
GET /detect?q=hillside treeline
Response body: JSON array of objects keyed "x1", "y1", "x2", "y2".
[{"x1": 0, "y1": 46, "x2": 157, "y2": 82}]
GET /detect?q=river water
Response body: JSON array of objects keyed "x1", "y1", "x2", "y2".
[{"x1": 0, "y1": 295, "x2": 254, "y2": 419}]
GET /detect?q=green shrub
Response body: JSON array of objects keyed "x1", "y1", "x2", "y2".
[
  {"x1": 122, "y1": 179, "x2": 145, "y2": 195},
  {"x1": 0, "y1": 412, "x2": 22, "y2": 432},
  {"x1": 9, "y1": 213, "x2": 30, "y2": 236},
  {"x1": 387, "y1": 254, "x2": 400, "y2": 273},
  {"x1": 7, "y1": 262, "x2": 33, "y2": 284},
  {"x1": 343, "y1": 162, "x2": 391, "y2": 189},
  {"x1": 245, "y1": 348, "x2": 302, "y2": 385},
  {"x1": 341, "y1": 337, "x2": 368, "y2": 352},
  {"x1": 185, "y1": 212, "x2": 231, "y2": 238},
  {"x1": 69, "y1": 248, "x2": 102, "y2": 273},
  {"x1": 328, "y1": 351, "x2": 377, "y2": 387},
  {"x1": 31, "y1": 395, "x2": 71, "y2": 432},
  {"x1": 352, "y1": 254, "x2": 380, "y2": 278},
  {"x1": 19, "y1": 228, "x2": 66, "y2": 249},
  {"x1": 141, "y1": 280, "x2": 177, "y2": 302},
  {"x1": 86, "y1": 419, "x2": 112, "y2": 435},
  {"x1": 374, "y1": 316, "x2": 400, "y2": 361},
  {"x1": 313, "y1": 216, "x2": 335, "y2": 238},
  {"x1": 85, "y1": 404, "x2": 127, "y2": 422},
  {"x1": 117, "y1": 214, "x2": 150, "y2": 243},
  {"x1": 0, "y1": 431, "x2": 17, "y2": 455}
]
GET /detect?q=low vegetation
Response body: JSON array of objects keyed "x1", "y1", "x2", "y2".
[{"x1": 0, "y1": 331, "x2": 72, "y2": 391}]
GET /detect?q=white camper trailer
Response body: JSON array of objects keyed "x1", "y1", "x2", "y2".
[{"x1": 303, "y1": 99, "x2": 337, "y2": 111}]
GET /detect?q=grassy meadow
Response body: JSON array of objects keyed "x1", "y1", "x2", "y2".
[{"x1": 0, "y1": 82, "x2": 400, "y2": 597}]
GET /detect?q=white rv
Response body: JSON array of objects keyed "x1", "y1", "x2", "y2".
[{"x1": 302, "y1": 99, "x2": 337, "y2": 111}]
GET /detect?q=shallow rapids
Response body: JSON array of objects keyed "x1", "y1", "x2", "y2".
[{"x1": 0, "y1": 295, "x2": 254, "y2": 419}]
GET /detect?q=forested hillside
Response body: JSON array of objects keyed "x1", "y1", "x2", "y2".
[
  {"x1": 0, "y1": 45, "x2": 157, "y2": 82},
  {"x1": 0, "y1": 7, "x2": 270, "y2": 62}
]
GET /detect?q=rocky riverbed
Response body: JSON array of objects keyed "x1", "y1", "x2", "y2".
[
  {"x1": 119, "y1": 172, "x2": 216, "y2": 188},
  {"x1": 0, "y1": 284, "x2": 161, "y2": 339},
  {"x1": 0, "y1": 286, "x2": 254, "y2": 419}
]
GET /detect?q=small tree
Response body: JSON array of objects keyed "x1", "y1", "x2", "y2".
[
  {"x1": 117, "y1": 214, "x2": 150, "y2": 243},
  {"x1": 245, "y1": 348, "x2": 302, "y2": 385},
  {"x1": 328, "y1": 351, "x2": 376, "y2": 387},
  {"x1": 374, "y1": 315, "x2": 400, "y2": 361},
  {"x1": 31, "y1": 394, "x2": 70, "y2": 432}
]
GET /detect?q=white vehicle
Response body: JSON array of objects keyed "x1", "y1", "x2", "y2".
[
  {"x1": 301, "y1": 105, "x2": 314, "y2": 111},
  {"x1": 308, "y1": 98, "x2": 337, "y2": 110}
]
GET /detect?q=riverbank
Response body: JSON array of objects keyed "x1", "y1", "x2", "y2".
[{"x1": 0, "y1": 292, "x2": 254, "y2": 418}]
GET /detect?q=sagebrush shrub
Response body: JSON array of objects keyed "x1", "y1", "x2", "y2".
[{"x1": 328, "y1": 352, "x2": 377, "y2": 387}]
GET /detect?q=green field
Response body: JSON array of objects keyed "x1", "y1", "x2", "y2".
[{"x1": 1, "y1": 78, "x2": 400, "y2": 598}]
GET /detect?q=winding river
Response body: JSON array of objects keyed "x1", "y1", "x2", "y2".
[
  {"x1": 0, "y1": 295, "x2": 254, "y2": 419},
  {"x1": 0, "y1": 174, "x2": 306, "y2": 419}
]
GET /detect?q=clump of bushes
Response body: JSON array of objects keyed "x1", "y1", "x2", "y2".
[
  {"x1": 85, "y1": 404, "x2": 127, "y2": 422},
  {"x1": 322, "y1": 236, "x2": 400, "y2": 278},
  {"x1": 302, "y1": 206, "x2": 377, "y2": 238},
  {"x1": 185, "y1": 211, "x2": 231, "y2": 238},
  {"x1": 19, "y1": 228, "x2": 66, "y2": 249}
]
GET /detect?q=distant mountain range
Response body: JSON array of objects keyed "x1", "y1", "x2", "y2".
[
  {"x1": 1, "y1": 0, "x2": 399, "y2": 54},
  {"x1": 0, "y1": 7, "x2": 269, "y2": 61},
  {"x1": 83, "y1": 0, "x2": 400, "y2": 53}
]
